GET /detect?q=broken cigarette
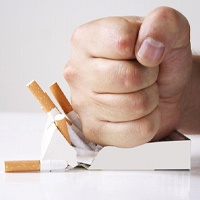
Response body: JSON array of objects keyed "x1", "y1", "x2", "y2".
[
  {"x1": 4, "y1": 160, "x2": 68, "y2": 173},
  {"x1": 49, "y1": 82, "x2": 82, "y2": 130},
  {"x1": 55, "y1": 114, "x2": 71, "y2": 144},
  {"x1": 27, "y1": 80, "x2": 56, "y2": 113}
]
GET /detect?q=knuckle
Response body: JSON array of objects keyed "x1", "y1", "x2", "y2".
[
  {"x1": 140, "y1": 119, "x2": 156, "y2": 141},
  {"x1": 117, "y1": 62, "x2": 159, "y2": 92},
  {"x1": 131, "y1": 91, "x2": 149, "y2": 115},
  {"x1": 117, "y1": 62, "x2": 141, "y2": 91},
  {"x1": 139, "y1": 94, "x2": 149, "y2": 112},
  {"x1": 71, "y1": 26, "x2": 83, "y2": 45},
  {"x1": 63, "y1": 62, "x2": 75, "y2": 83},
  {"x1": 139, "y1": 108, "x2": 160, "y2": 141},
  {"x1": 103, "y1": 17, "x2": 136, "y2": 57},
  {"x1": 63, "y1": 63, "x2": 71, "y2": 82},
  {"x1": 117, "y1": 34, "x2": 133, "y2": 57},
  {"x1": 133, "y1": 84, "x2": 159, "y2": 116}
]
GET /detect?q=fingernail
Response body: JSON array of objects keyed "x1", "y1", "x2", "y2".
[{"x1": 137, "y1": 37, "x2": 165, "y2": 64}]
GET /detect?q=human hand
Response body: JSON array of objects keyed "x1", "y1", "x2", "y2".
[{"x1": 64, "y1": 7, "x2": 192, "y2": 147}]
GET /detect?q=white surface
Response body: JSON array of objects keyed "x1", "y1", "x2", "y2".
[
  {"x1": 0, "y1": 113, "x2": 200, "y2": 200},
  {"x1": 1, "y1": 0, "x2": 200, "y2": 112}
]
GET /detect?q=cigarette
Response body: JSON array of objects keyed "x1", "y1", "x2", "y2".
[
  {"x1": 4, "y1": 160, "x2": 68, "y2": 173},
  {"x1": 27, "y1": 80, "x2": 56, "y2": 113},
  {"x1": 49, "y1": 82, "x2": 73, "y2": 114},
  {"x1": 49, "y1": 82, "x2": 82, "y2": 130},
  {"x1": 27, "y1": 80, "x2": 61, "y2": 120},
  {"x1": 55, "y1": 114, "x2": 71, "y2": 144}
]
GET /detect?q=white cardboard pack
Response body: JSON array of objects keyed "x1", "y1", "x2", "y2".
[
  {"x1": 41, "y1": 118, "x2": 78, "y2": 168},
  {"x1": 41, "y1": 117, "x2": 190, "y2": 170}
]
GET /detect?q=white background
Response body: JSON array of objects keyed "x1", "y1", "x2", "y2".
[{"x1": 1, "y1": 0, "x2": 200, "y2": 112}]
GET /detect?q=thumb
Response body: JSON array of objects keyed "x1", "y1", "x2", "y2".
[{"x1": 135, "y1": 6, "x2": 190, "y2": 67}]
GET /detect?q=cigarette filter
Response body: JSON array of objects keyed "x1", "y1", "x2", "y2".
[
  {"x1": 4, "y1": 160, "x2": 68, "y2": 173},
  {"x1": 49, "y1": 82, "x2": 73, "y2": 114},
  {"x1": 5, "y1": 160, "x2": 40, "y2": 172},
  {"x1": 27, "y1": 80, "x2": 55, "y2": 113}
]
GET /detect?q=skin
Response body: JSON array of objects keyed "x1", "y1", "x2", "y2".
[{"x1": 64, "y1": 6, "x2": 200, "y2": 148}]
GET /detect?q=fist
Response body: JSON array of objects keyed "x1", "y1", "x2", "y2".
[{"x1": 64, "y1": 7, "x2": 192, "y2": 147}]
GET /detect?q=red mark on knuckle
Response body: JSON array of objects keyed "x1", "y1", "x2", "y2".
[
  {"x1": 117, "y1": 63, "x2": 141, "y2": 92},
  {"x1": 132, "y1": 92, "x2": 148, "y2": 115},
  {"x1": 117, "y1": 34, "x2": 133, "y2": 56}
]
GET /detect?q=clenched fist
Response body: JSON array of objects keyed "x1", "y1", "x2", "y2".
[{"x1": 64, "y1": 7, "x2": 193, "y2": 147}]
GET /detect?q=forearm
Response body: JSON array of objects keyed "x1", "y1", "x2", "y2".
[{"x1": 178, "y1": 55, "x2": 200, "y2": 134}]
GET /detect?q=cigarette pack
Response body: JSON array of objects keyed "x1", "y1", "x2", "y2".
[
  {"x1": 88, "y1": 132, "x2": 190, "y2": 170},
  {"x1": 41, "y1": 117, "x2": 78, "y2": 169},
  {"x1": 41, "y1": 115, "x2": 190, "y2": 170}
]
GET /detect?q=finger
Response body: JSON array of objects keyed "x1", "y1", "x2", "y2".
[
  {"x1": 89, "y1": 83, "x2": 159, "y2": 122},
  {"x1": 71, "y1": 16, "x2": 142, "y2": 59},
  {"x1": 82, "y1": 107, "x2": 161, "y2": 148},
  {"x1": 64, "y1": 58, "x2": 159, "y2": 94},
  {"x1": 135, "y1": 6, "x2": 191, "y2": 67},
  {"x1": 135, "y1": 6, "x2": 192, "y2": 98}
]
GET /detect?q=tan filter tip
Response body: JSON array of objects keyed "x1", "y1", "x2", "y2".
[
  {"x1": 27, "y1": 80, "x2": 55, "y2": 112},
  {"x1": 49, "y1": 82, "x2": 73, "y2": 114},
  {"x1": 5, "y1": 160, "x2": 40, "y2": 172}
]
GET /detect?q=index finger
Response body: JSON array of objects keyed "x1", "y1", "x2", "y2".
[{"x1": 71, "y1": 17, "x2": 142, "y2": 60}]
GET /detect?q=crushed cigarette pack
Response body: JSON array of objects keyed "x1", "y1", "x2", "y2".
[
  {"x1": 42, "y1": 118, "x2": 190, "y2": 170},
  {"x1": 28, "y1": 80, "x2": 191, "y2": 171}
]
